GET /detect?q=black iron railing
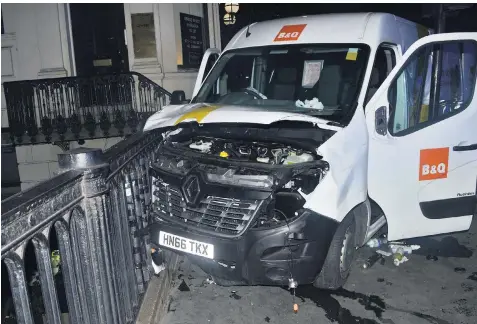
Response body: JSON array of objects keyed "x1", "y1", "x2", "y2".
[
  {"x1": 3, "y1": 72, "x2": 171, "y2": 145},
  {"x1": 1, "y1": 129, "x2": 164, "y2": 324}
]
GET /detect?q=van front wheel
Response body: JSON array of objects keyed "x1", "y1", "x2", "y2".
[{"x1": 314, "y1": 211, "x2": 357, "y2": 290}]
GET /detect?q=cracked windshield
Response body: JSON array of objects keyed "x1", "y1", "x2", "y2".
[{"x1": 194, "y1": 44, "x2": 369, "y2": 123}]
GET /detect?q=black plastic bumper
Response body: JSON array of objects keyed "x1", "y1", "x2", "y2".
[{"x1": 148, "y1": 209, "x2": 338, "y2": 286}]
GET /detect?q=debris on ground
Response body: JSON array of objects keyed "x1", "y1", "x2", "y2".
[
  {"x1": 205, "y1": 277, "x2": 216, "y2": 285},
  {"x1": 151, "y1": 248, "x2": 166, "y2": 275},
  {"x1": 362, "y1": 252, "x2": 383, "y2": 269},
  {"x1": 389, "y1": 244, "x2": 420, "y2": 254},
  {"x1": 468, "y1": 272, "x2": 477, "y2": 281},
  {"x1": 364, "y1": 238, "x2": 420, "y2": 267},
  {"x1": 293, "y1": 303, "x2": 299, "y2": 314},
  {"x1": 426, "y1": 255, "x2": 439, "y2": 261},
  {"x1": 367, "y1": 238, "x2": 388, "y2": 248},
  {"x1": 230, "y1": 291, "x2": 242, "y2": 300},
  {"x1": 178, "y1": 280, "x2": 190, "y2": 292},
  {"x1": 376, "y1": 249, "x2": 392, "y2": 257},
  {"x1": 167, "y1": 299, "x2": 176, "y2": 312},
  {"x1": 393, "y1": 252, "x2": 409, "y2": 266},
  {"x1": 152, "y1": 262, "x2": 165, "y2": 275},
  {"x1": 264, "y1": 316, "x2": 271, "y2": 322},
  {"x1": 377, "y1": 278, "x2": 393, "y2": 286}
]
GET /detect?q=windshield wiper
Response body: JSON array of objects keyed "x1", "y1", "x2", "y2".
[{"x1": 303, "y1": 110, "x2": 344, "y2": 126}]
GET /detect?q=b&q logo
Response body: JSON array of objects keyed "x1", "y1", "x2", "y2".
[
  {"x1": 274, "y1": 24, "x2": 307, "y2": 42},
  {"x1": 419, "y1": 147, "x2": 449, "y2": 181}
]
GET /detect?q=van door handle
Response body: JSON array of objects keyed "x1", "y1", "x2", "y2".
[
  {"x1": 453, "y1": 143, "x2": 477, "y2": 151},
  {"x1": 375, "y1": 106, "x2": 387, "y2": 136}
]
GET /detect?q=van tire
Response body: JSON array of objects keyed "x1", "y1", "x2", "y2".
[{"x1": 314, "y1": 210, "x2": 357, "y2": 290}]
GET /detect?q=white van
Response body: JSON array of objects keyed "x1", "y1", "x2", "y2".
[{"x1": 145, "y1": 13, "x2": 477, "y2": 289}]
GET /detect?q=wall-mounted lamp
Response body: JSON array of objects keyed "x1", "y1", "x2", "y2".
[
  {"x1": 223, "y1": 13, "x2": 237, "y2": 25},
  {"x1": 224, "y1": 3, "x2": 239, "y2": 14},
  {"x1": 224, "y1": 3, "x2": 239, "y2": 25}
]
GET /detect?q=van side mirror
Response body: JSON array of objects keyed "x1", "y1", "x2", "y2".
[{"x1": 170, "y1": 90, "x2": 188, "y2": 105}]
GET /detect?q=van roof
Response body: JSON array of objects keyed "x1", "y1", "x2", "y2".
[{"x1": 224, "y1": 12, "x2": 429, "y2": 52}]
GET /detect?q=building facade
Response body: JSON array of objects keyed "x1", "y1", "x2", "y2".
[{"x1": 1, "y1": 3, "x2": 222, "y2": 191}]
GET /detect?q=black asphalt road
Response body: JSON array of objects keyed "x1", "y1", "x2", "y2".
[{"x1": 160, "y1": 219, "x2": 477, "y2": 324}]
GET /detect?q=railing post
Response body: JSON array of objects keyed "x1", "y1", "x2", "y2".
[{"x1": 58, "y1": 148, "x2": 121, "y2": 324}]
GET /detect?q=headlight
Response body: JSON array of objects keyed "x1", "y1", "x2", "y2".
[{"x1": 206, "y1": 168, "x2": 274, "y2": 189}]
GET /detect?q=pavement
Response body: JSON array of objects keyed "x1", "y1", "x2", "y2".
[{"x1": 159, "y1": 219, "x2": 477, "y2": 324}]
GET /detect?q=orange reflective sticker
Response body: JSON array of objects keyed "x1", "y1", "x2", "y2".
[
  {"x1": 274, "y1": 24, "x2": 307, "y2": 42},
  {"x1": 419, "y1": 147, "x2": 449, "y2": 181}
]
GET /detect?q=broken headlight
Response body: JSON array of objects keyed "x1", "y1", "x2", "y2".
[{"x1": 253, "y1": 191, "x2": 306, "y2": 228}]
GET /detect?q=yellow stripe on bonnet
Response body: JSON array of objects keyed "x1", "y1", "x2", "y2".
[{"x1": 174, "y1": 105, "x2": 220, "y2": 125}]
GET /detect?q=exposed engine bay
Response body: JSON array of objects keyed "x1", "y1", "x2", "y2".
[
  {"x1": 178, "y1": 137, "x2": 315, "y2": 165},
  {"x1": 151, "y1": 124, "x2": 333, "y2": 231}
]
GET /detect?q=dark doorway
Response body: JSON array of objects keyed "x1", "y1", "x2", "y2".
[
  {"x1": 1, "y1": 130, "x2": 21, "y2": 200},
  {"x1": 70, "y1": 3, "x2": 132, "y2": 116},
  {"x1": 70, "y1": 3, "x2": 129, "y2": 76}
]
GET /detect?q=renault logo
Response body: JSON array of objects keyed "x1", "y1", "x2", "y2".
[{"x1": 183, "y1": 175, "x2": 200, "y2": 205}]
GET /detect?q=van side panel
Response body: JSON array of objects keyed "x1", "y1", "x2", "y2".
[{"x1": 303, "y1": 105, "x2": 369, "y2": 222}]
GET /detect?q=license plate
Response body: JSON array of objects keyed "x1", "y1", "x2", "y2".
[{"x1": 159, "y1": 231, "x2": 214, "y2": 259}]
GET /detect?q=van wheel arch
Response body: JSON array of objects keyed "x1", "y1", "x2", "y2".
[
  {"x1": 349, "y1": 197, "x2": 387, "y2": 248},
  {"x1": 314, "y1": 199, "x2": 387, "y2": 290},
  {"x1": 353, "y1": 199, "x2": 371, "y2": 248},
  {"x1": 314, "y1": 205, "x2": 360, "y2": 289},
  {"x1": 342, "y1": 197, "x2": 387, "y2": 248}
]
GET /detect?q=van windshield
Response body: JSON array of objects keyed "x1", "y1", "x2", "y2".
[{"x1": 193, "y1": 44, "x2": 370, "y2": 124}]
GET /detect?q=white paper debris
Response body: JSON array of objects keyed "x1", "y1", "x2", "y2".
[
  {"x1": 296, "y1": 97, "x2": 324, "y2": 110},
  {"x1": 152, "y1": 261, "x2": 165, "y2": 274}
]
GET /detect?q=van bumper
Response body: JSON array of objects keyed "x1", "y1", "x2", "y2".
[{"x1": 149, "y1": 208, "x2": 339, "y2": 286}]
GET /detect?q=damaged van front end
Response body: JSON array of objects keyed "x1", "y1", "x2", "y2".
[{"x1": 147, "y1": 117, "x2": 343, "y2": 286}]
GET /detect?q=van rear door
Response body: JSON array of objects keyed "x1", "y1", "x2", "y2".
[{"x1": 365, "y1": 33, "x2": 477, "y2": 241}]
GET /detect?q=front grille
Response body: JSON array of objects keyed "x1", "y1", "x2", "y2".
[{"x1": 151, "y1": 177, "x2": 261, "y2": 236}]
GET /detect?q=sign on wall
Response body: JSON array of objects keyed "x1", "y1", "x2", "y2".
[
  {"x1": 179, "y1": 13, "x2": 204, "y2": 69},
  {"x1": 132, "y1": 13, "x2": 157, "y2": 59}
]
